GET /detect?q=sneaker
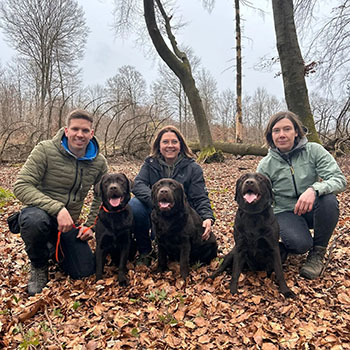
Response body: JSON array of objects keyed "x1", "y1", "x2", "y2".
[
  {"x1": 28, "y1": 264, "x2": 48, "y2": 296},
  {"x1": 135, "y1": 253, "x2": 153, "y2": 267},
  {"x1": 300, "y1": 246, "x2": 327, "y2": 280}
]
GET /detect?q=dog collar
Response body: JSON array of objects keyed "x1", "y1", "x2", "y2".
[{"x1": 100, "y1": 204, "x2": 126, "y2": 213}]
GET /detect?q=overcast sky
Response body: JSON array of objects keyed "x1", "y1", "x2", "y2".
[{"x1": 0, "y1": 0, "x2": 286, "y2": 98}]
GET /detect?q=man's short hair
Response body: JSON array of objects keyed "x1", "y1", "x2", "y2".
[{"x1": 66, "y1": 109, "x2": 94, "y2": 126}]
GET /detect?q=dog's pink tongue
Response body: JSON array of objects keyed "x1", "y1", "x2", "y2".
[
  {"x1": 109, "y1": 197, "x2": 122, "y2": 207},
  {"x1": 244, "y1": 193, "x2": 257, "y2": 203},
  {"x1": 159, "y1": 201, "x2": 171, "y2": 209}
]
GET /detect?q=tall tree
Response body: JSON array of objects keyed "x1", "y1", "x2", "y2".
[
  {"x1": 143, "y1": 0, "x2": 215, "y2": 153},
  {"x1": 0, "y1": 0, "x2": 88, "y2": 128},
  {"x1": 234, "y1": 0, "x2": 243, "y2": 143},
  {"x1": 271, "y1": 0, "x2": 320, "y2": 142}
]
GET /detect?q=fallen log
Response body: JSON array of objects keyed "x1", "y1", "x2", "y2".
[{"x1": 189, "y1": 142, "x2": 268, "y2": 157}]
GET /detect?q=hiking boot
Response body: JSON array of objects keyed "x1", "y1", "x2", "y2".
[
  {"x1": 300, "y1": 246, "x2": 327, "y2": 280},
  {"x1": 28, "y1": 264, "x2": 49, "y2": 296},
  {"x1": 135, "y1": 253, "x2": 153, "y2": 267}
]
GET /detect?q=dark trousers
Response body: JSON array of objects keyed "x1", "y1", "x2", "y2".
[
  {"x1": 19, "y1": 207, "x2": 95, "y2": 279},
  {"x1": 129, "y1": 197, "x2": 153, "y2": 255},
  {"x1": 276, "y1": 194, "x2": 339, "y2": 254}
]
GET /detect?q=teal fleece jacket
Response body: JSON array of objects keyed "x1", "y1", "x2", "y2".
[{"x1": 257, "y1": 140, "x2": 347, "y2": 214}]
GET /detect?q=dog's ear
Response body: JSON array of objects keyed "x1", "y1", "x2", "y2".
[
  {"x1": 234, "y1": 176, "x2": 243, "y2": 202},
  {"x1": 94, "y1": 174, "x2": 107, "y2": 196},
  {"x1": 120, "y1": 173, "x2": 132, "y2": 193},
  {"x1": 129, "y1": 178, "x2": 134, "y2": 191},
  {"x1": 262, "y1": 174, "x2": 274, "y2": 204},
  {"x1": 151, "y1": 181, "x2": 159, "y2": 207},
  {"x1": 177, "y1": 181, "x2": 186, "y2": 207}
]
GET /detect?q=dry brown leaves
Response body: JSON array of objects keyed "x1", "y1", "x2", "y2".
[{"x1": 0, "y1": 155, "x2": 349, "y2": 349}]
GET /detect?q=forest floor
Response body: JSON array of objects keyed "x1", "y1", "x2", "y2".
[{"x1": 0, "y1": 154, "x2": 349, "y2": 350}]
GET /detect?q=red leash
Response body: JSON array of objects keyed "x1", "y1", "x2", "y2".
[
  {"x1": 55, "y1": 223, "x2": 95, "y2": 263},
  {"x1": 55, "y1": 204, "x2": 125, "y2": 262}
]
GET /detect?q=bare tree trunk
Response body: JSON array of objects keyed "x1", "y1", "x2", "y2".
[
  {"x1": 272, "y1": 0, "x2": 320, "y2": 143},
  {"x1": 143, "y1": 0, "x2": 214, "y2": 149},
  {"x1": 235, "y1": 0, "x2": 243, "y2": 143}
]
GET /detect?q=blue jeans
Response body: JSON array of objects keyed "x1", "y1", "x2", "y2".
[
  {"x1": 18, "y1": 207, "x2": 95, "y2": 279},
  {"x1": 276, "y1": 194, "x2": 339, "y2": 254},
  {"x1": 129, "y1": 197, "x2": 153, "y2": 255}
]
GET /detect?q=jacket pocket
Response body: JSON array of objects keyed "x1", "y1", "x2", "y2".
[{"x1": 7, "y1": 211, "x2": 20, "y2": 233}]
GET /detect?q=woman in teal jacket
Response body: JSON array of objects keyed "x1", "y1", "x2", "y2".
[{"x1": 257, "y1": 111, "x2": 346, "y2": 279}]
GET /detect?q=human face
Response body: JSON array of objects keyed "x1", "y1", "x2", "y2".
[
  {"x1": 65, "y1": 118, "x2": 94, "y2": 157},
  {"x1": 271, "y1": 118, "x2": 298, "y2": 153},
  {"x1": 159, "y1": 131, "x2": 181, "y2": 164}
]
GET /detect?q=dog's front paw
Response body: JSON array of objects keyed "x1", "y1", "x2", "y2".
[
  {"x1": 207, "y1": 270, "x2": 221, "y2": 280},
  {"x1": 230, "y1": 289, "x2": 238, "y2": 295},
  {"x1": 153, "y1": 265, "x2": 167, "y2": 274},
  {"x1": 118, "y1": 278, "x2": 129, "y2": 287},
  {"x1": 281, "y1": 289, "x2": 296, "y2": 298},
  {"x1": 229, "y1": 282, "x2": 238, "y2": 295},
  {"x1": 180, "y1": 268, "x2": 190, "y2": 281}
]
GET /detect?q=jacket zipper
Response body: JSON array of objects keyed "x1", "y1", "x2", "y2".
[
  {"x1": 73, "y1": 168, "x2": 83, "y2": 201},
  {"x1": 66, "y1": 159, "x2": 79, "y2": 206},
  {"x1": 285, "y1": 158, "x2": 299, "y2": 197}
]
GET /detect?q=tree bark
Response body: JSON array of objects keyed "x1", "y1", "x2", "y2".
[
  {"x1": 143, "y1": 0, "x2": 214, "y2": 149},
  {"x1": 272, "y1": 0, "x2": 320, "y2": 143}
]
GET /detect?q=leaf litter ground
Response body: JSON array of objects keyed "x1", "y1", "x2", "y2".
[{"x1": 0, "y1": 155, "x2": 349, "y2": 349}]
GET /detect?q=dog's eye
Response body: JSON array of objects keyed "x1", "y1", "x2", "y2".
[
  {"x1": 240, "y1": 174, "x2": 248, "y2": 181},
  {"x1": 256, "y1": 174, "x2": 266, "y2": 182}
]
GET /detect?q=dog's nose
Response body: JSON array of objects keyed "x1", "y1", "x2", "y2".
[
  {"x1": 159, "y1": 187, "x2": 169, "y2": 194},
  {"x1": 245, "y1": 179, "x2": 254, "y2": 186},
  {"x1": 110, "y1": 185, "x2": 117, "y2": 191}
]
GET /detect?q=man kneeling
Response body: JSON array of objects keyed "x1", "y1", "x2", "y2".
[{"x1": 14, "y1": 109, "x2": 108, "y2": 295}]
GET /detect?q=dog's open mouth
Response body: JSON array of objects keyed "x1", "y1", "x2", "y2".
[
  {"x1": 243, "y1": 190, "x2": 260, "y2": 204},
  {"x1": 158, "y1": 200, "x2": 174, "y2": 211},
  {"x1": 109, "y1": 196, "x2": 124, "y2": 207}
]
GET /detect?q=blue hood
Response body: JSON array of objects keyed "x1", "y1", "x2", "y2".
[{"x1": 61, "y1": 135, "x2": 98, "y2": 160}]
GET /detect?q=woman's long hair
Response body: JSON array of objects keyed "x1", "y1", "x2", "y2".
[{"x1": 150, "y1": 125, "x2": 194, "y2": 158}]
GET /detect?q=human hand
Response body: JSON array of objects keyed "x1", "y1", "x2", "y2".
[
  {"x1": 77, "y1": 226, "x2": 94, "y2": 241},
  {"x1": 57, "y1": 207, "x2": 74, "y2": 232},
  {"x1": 202, "y1": 219, "x2": 213, "y2": 240},
  {"x1": 294, "y1": 187, "x2": 316, "y2": 216}
]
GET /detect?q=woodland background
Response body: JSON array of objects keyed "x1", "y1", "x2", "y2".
[{"x1": 0, "y1": 0, "x2": 350, "y2": 348}]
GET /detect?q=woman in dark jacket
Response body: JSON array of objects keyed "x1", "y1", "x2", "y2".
[{"x1": 130, "y1": 125, "x2": 215, "y2": 265}]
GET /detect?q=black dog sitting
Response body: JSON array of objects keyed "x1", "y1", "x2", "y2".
[
  {"x1": 209, "y1": 173, "x2": 295, "y2": 298},
  {"x1": 94, "y1": 173, "x2": 134, "y2": 285},
  {"x1": 151, "y1": 178, "x2": 217, "y2": 281}
]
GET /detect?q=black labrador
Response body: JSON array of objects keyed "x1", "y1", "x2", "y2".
[
  {"x1": 94, "y1": 173, "x2": 134, "y2": 285},
  {"x1": 151, "y1": 178, "x2": 217, "y2": 281},
  {"x1": 209, "y1": 173, "x2": 295, "y2": 298}
]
